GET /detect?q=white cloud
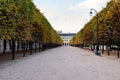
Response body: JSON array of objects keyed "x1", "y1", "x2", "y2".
[{"x1": 70, "y1": 0, "x2": 110, "y2": 11}]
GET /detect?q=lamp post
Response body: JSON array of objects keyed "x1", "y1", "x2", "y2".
[{"x1": 90, "y1": 8, "x2": 100, "y2": 56}]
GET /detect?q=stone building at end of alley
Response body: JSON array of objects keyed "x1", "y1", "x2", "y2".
[{"x1": 57, "y1": 30, "x2": 76, "y2": 46}]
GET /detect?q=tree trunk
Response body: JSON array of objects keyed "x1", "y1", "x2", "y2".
[
  {"x1": 117, "y1": 45, "x2": 119, "y2": 58},
  {"x1": 29, "y1": 41, "x2": 32, "y2": 55},
  {"x1": 40, "y1": 42, "x2": 42, "y2": 52},
  {"x1": 107, "y1": 44, "x2": 110, "y2": 56},
  {"x1": 23, "y1": 42, "x2": 26, "y2": 57},
  {"x1": 39, "y1": 42, "x2": 41, "y2": 52},
  {"x1": 42, "y1": 43, "x2": 45, "y2": 51},
  {"x1": 11, "y1": 39, "x2": 15, "y2": 60},
  {"x1": 93, "y1": 44, "x2": 95, "y2": 51},
  {"x1": 3, "y1": 40, "x2": 6, "y2": 54},
  {"x1": 34, "y1": 41, "x2": 37, "y2": 53}
]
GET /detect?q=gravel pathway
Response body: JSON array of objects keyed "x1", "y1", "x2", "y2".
[{"x1": 0, "y1": 46, "x2": 120, "y2": 80}]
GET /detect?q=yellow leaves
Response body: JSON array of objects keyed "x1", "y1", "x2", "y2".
[
  {"x1": 0, "y1": 0, "x2": 62, "y2": 45},
  {"x1": 20, "y1": 28, "x2": 32, "y2": 41},
  {"x1": 2, "y1": 28, "x2": 16, "y2": 40},
  {"x1": 113, "y1": 0, "x2": 120, "y2": 3},
  {"x1": 72, "y1": 0, "x2": 120, "y2": 46},
  {"x1": 70, "y1": 30, "x2": 83, "y2": 46}
]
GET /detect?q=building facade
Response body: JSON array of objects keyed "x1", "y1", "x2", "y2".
[{"x1": 58, "y1": 32, "x2": 75, "y2": 46}]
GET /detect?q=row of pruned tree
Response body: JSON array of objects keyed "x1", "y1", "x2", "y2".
[
  {"x1": 70, "y1": 0, "x2": 120, "y2": 57},
  {"x1": 0, "y1": 0, "x2": 63, "y2": 60}
]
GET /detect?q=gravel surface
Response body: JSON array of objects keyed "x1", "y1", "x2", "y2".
[{"x1": 0, "y1": 46, "x2": 120, "y2": 80}]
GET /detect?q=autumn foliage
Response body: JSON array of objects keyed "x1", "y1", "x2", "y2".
[
  {"x1": 70, "y1": 0, "x2": 120, "y2": 57},
  {"x1": 0, "y1": 0, "x2": 63, "y2": 46}
]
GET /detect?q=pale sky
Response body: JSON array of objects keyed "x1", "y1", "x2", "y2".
[{"x1": 33, "y1": 0, "x2": 110, "y2": 33}]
